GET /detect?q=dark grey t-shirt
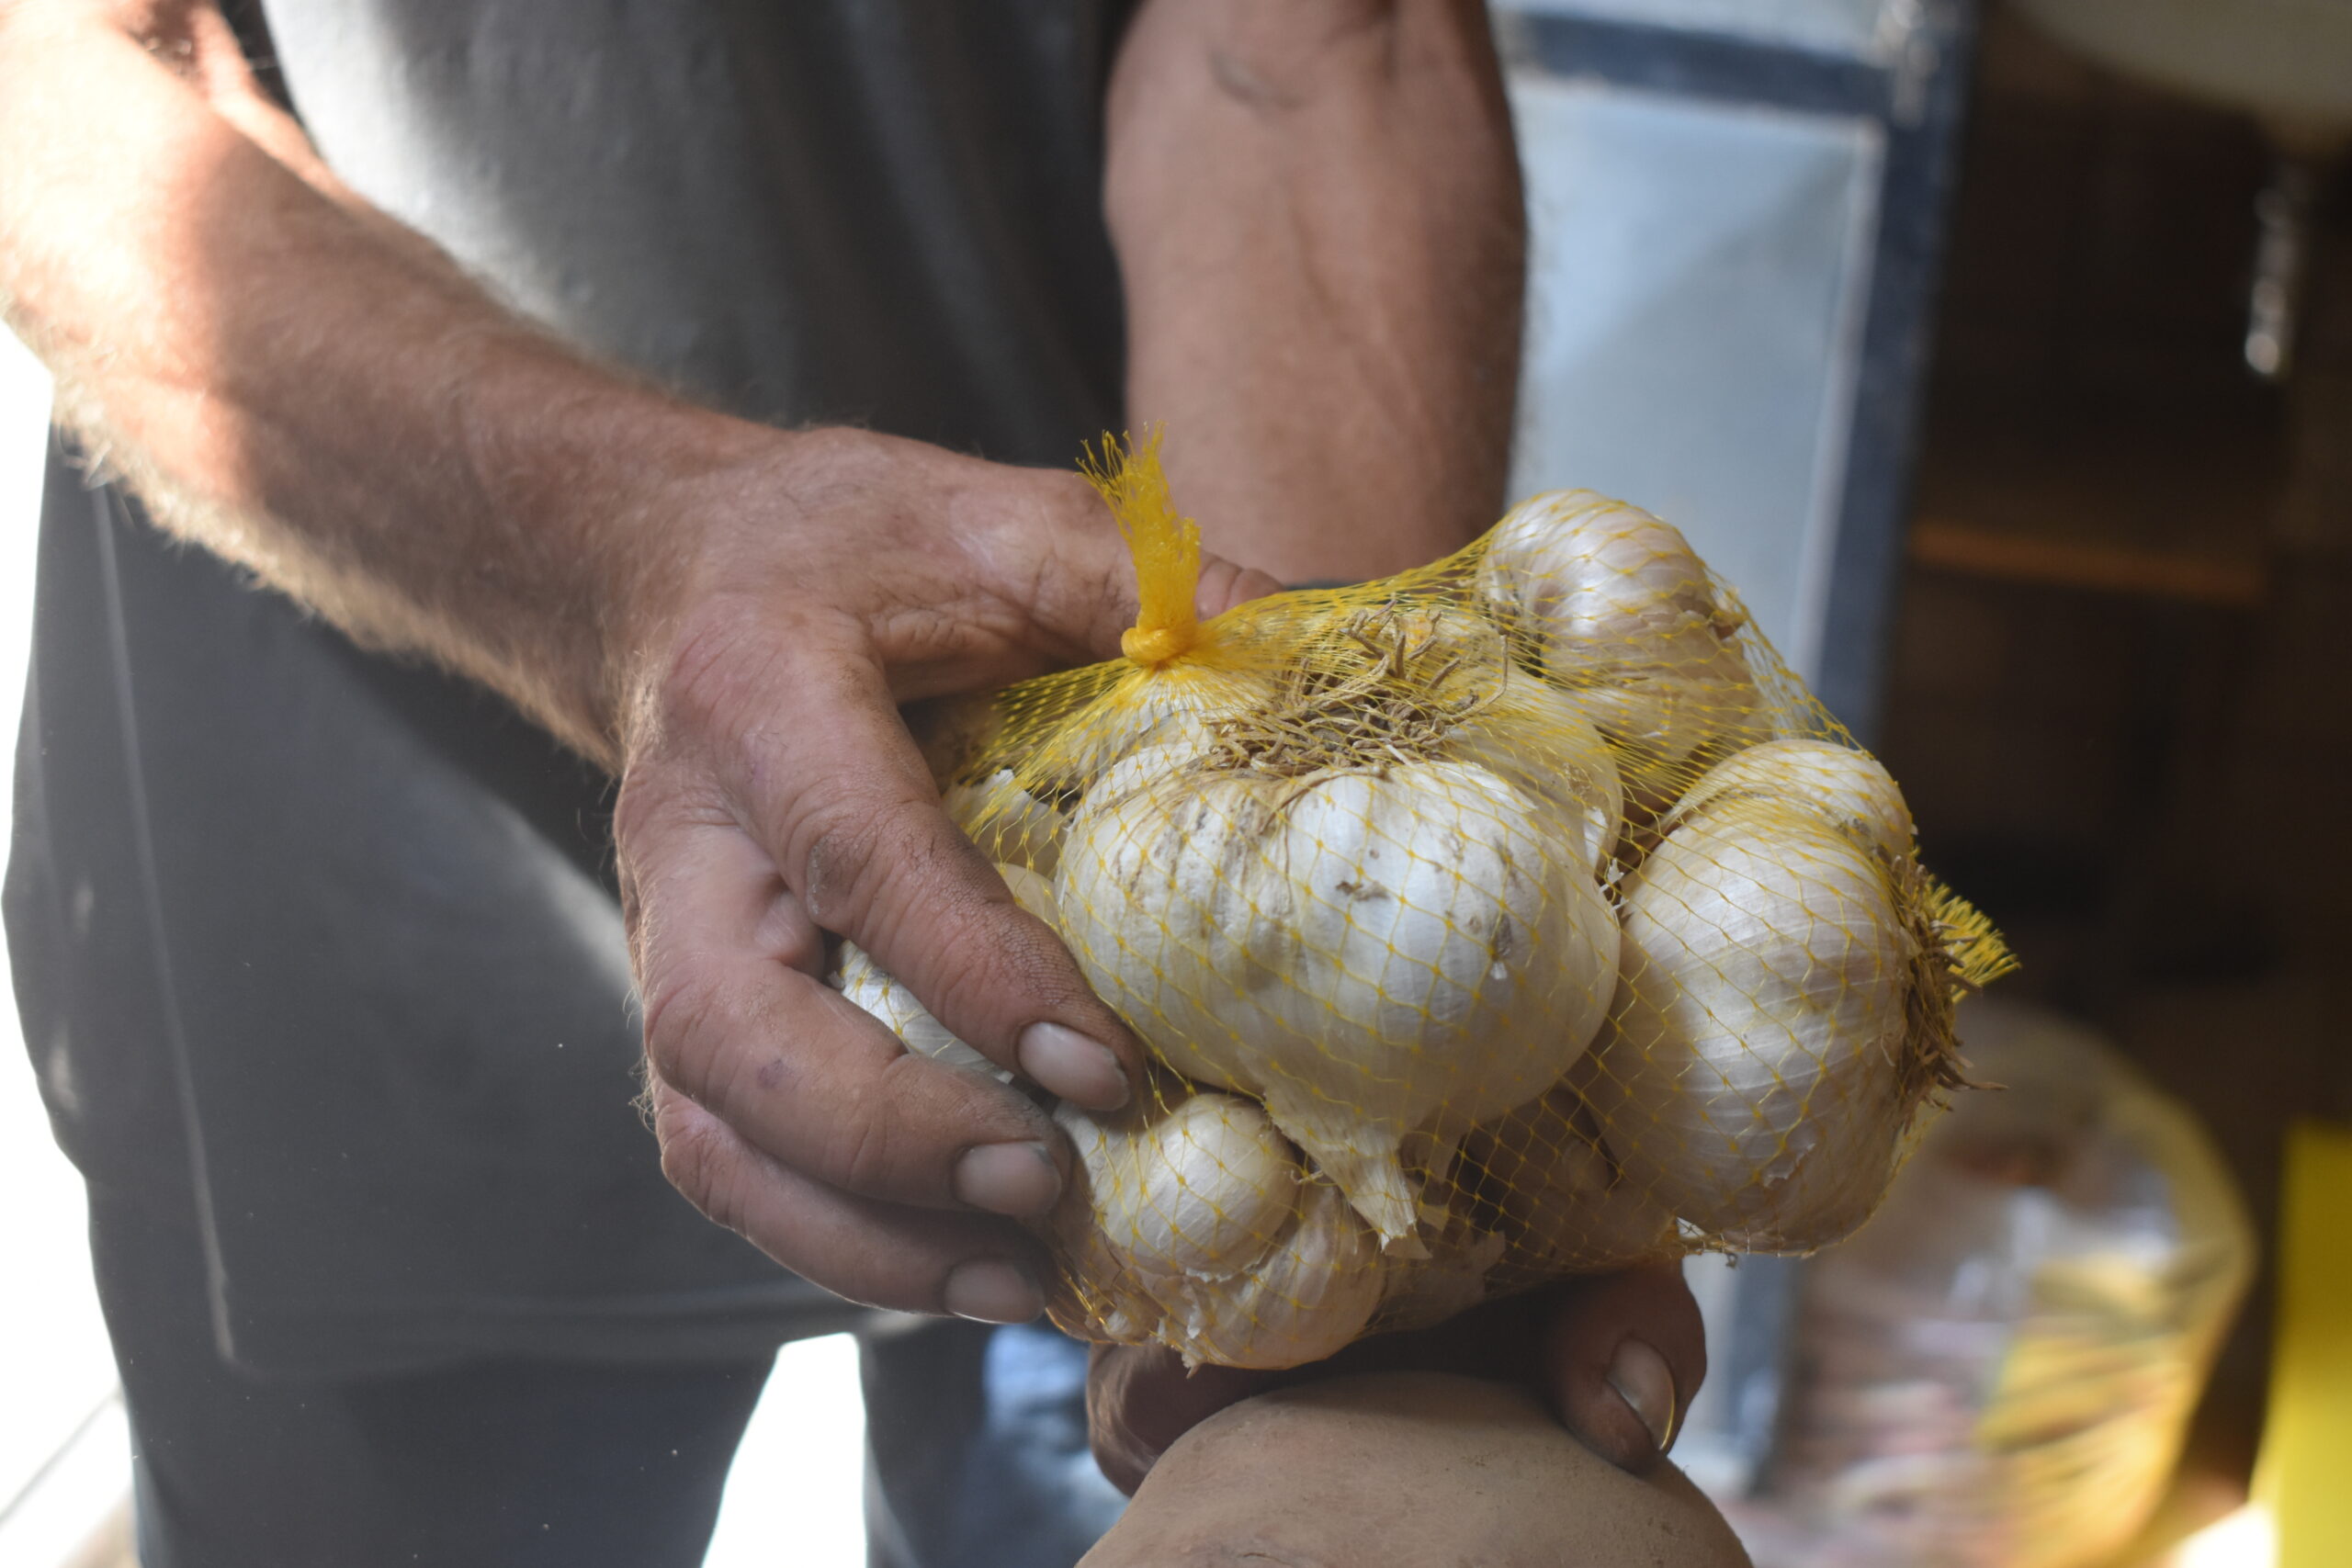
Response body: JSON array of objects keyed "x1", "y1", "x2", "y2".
[{"x1": 6, "y1": 0, "x2": 1132, "y2": 1373}]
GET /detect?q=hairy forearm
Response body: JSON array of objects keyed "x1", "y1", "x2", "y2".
[
  {"x1": 1109, "y1": 0, "x2": 1524, "y2": 583},
  {"x1": 0, "y1": 1, "x2": 752, "y2": 762}
]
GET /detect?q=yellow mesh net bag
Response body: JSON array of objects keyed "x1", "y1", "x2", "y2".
[{"x1": 843, "y1": 432, "x2": 2015, "y2": 1371}]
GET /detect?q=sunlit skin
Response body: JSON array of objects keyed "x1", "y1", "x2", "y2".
[{"x1": 0, "y1": 0, "x2": 1712, "y2": 1498}]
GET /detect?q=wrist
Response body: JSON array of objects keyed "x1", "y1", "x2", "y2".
[{"x1": 445, "y1": 334, "x2": 783, "y2": 766}]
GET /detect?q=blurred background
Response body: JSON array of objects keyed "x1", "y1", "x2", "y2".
[
  {"x1": 1495, "y1": 0, "x2": 2349, "y2": 1562},
  {"x1": 4, "y1": 0, "x2": 2347, "y2": 1564}
]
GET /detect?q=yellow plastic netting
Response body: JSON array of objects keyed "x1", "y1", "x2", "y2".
[{"x1": 842, "y1": 433, "x2": 2015, "y2": 1371}]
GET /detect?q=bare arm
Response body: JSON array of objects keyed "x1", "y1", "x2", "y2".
[
  {"x1": 0, "y1": 0, "x2": 1528, "y2": 1319},
  {"x1": 0, "y1": 0, "x2": 701, "y2": 760},
  {"x1": 1112, "y1": 0, "x2": 1524, "y2": 583}
]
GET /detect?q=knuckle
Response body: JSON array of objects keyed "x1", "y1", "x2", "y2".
[
  {"x1": 653, "y1": 607, "x2": 784, "y2": 745},
  {"x1": 815, "y1": 1052, "x2": 941, "y2": 1196},
  {"x1": 822, "y1": 1096, "x2": 904, "y2": 1197},
  {"x1": 638, "y1": 953, "x2": 729, "y2": 1095},
  {"x1": 655, "y1": 1104, "x2": 744, "y2": 1235},
  {"x1": 797, "y1": 795, "x2": 946, "y2": 932},
  {"x1": 610, "y1": 764, "x2": 674, "y2": 855}
]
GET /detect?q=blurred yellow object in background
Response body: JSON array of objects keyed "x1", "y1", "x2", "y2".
[{"x1": 2254, "y1": 1121, "x2": 2352, "y2": 1568}]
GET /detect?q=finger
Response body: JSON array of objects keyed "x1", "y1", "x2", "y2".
[
  {"x1": 726, "y1": 638, "x2": 1143, "y2": 1111},
  {"x1": 1085, "y1": 1343, "x2": 1272, "y2": 1496},
  {"x1": 625, "y1": 777, "x2": 1069, "y2": 1217},
  {"x1": 1194, "y1": 557, "x2": 1287, "y2": 620},
  {"x1": 984, "y1": 472, "x2": 1290, "y2": 663},
  {"x1": 1537, "y1": 1265, "x2": 1706, "y2": 1471},
  {"x1": 645, "y1": 1075, "x2": 1047, "y2": 1323}
]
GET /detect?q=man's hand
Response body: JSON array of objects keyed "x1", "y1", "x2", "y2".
[
  {"x1": 616, "y1": 428, "x2": 1280, "y2": 1320},
  {"x1": 1087, "y1": 1265, "x2": 1706, "y2": 1494}
]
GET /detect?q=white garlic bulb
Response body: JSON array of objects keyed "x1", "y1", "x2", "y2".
[
  {"x1": 1054, "y1": 1089, "x2": 1385, "y2": 1370},
  {"x1": 1667, "y1": 739, "x2": 1913, "y2": 861},
  {"x1": 1580, "y1": 799, "x2": 1937, "y2": 1251},
  {"x1": 1476, "y1": 491, "x2": 1770, "y2": 790},
  {"x1": 1055, "y1": 746, "x2": 1620, "y2": 1253},
  {"x1": 827, "y1": 862, "x2": 1059, "y2": 1080},
  {"x1": 1290, "y1": 599, "x2": 1623, "y2": 872}
]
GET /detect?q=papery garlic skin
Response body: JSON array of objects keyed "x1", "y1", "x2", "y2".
[
  {"x1": 1442, "y1": 678, "x2": 1625, "y2": 874},
  {"x1": 1476, "y1": 491, "x2": 1770, "y2": 787},
  {"x1": 1052, "y1": 1092, "x2": 1383, "y2": 1370},
  {"x1": 1043, "y1": 661, "x2": 1276, "y2": 784},
  {"x1": 826, "y1": 863, "x2": 1058, "y2": 1081},
  {"x1": 831, "y1": 942, "x2": 1000, "y2": 1077},
  {"x1": 1581, "y1": 800, "x2": 1917, "y2": 1251},
  {"x1": 1295, "y1": 600, "x2": 1624, "y2": 873},
  {"x1": 1668, "y1": 739, "x2": 1913, "y2": 860},
  {"x1": 1054, "y1": 1091, "x2": 1299, "y2": 1279},
  {"x1": 1464, "y1": 1088, "x2": 1680, "y2": 1273},
  {"x1": 1163, "y1": 1180, "x2": 1385, "y2": 1370},
  {"x1": 1378, "y1": 1186, "x2": 1509, "y2": 1332},
  {"x1": 1056, "y1": 749, "x2": 1619, "y2": 1251},
  {"x1": 944, "y1": 771, "x2": 1069, "y2": 876}
]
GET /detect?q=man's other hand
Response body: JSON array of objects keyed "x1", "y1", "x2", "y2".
[
  {"x1": 619, "y1": 426, "x2": 1279, "y2": 1324},
  {"x1": 1086, "y1": 1264, "x2": 1707, "y2": 1493}
]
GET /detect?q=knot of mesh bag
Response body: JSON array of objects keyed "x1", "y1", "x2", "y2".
[{"x1": 1080, "y1": 430, "x2": 1201, "y2": 669}]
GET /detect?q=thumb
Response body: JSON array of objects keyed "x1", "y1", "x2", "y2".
[
  {"x1": 1540, "y1": 1264, "x2": 1706, "y2": 1471},
  {"x1": 1194, "y1": 556, "x2": 1288, "y2": 622},
  {"x1": 1008, "y1": 474, "x2": 1286, "y2": 663}
]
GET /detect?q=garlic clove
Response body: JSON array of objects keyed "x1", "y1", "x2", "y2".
[
  {"x1": 1476, "y1": 491, "x2": 1775, "y2": 800},
  {"x1": 1580, "y1": 799, "x2": 1930, "y2": 1252},
  {"x1": 1055, "y1": 1090, "x2": 1302, "y2": 1281},
  {"x1": 824, "y1": 861, "x2": 1057, "y2": 1082},
  {"x1": 1666, "y1": 739, "x2": 1914, "y2": 862},
  {"x1": 1165, "y1": 1180, "x2": 1385, "y2": 1371},
  {"x1": 944, "y1": 771, "x2": 1069, "y2": 876}
]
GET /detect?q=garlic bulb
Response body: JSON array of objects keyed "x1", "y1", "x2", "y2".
[
  {"x1": 1165, "y1": 1180, "x2": 1385, "y2": 1369},
  {"x1": 1442, "y1": 678, "x2": 1625, "y2": 874},
  {"x1": 944, "y1": 770, "x2": 1069, "y2": 876},
  {"x1": 827, "y1": 862, "x2": 1058, "y2": 1080},
  {"x1": 1054, "y1": 1089, "x2": 1385, "y2": 1369},
  {"x1": 1056, "y1": 746, "x2": 1620, "y2": 1252},
  {"x1": 1041, "y1": 660, "x2": 1277, "y2": 784},
  {"x1": 1580, "y1": 799, "x2": 1951, "y2": 1251},
  {"x1": 1666, "y1": 739, "x2": 1913, "y2": 861},
  {"x1": 1476, "y1": 491, "x2": 1770, "y2": 792},
  {"x1": 1378, "y1": 1177, "x2": 1510, "y2": 1332},
  {"x1": 1289, "y1": 600, "x2": 1624, "y2": 872},
  {"x1": 1055, "y1": 1089, "x2": 1300, "y2": 1279},
  {"x1": 1463, "y1": 1087, "x2": 1679, "y2": 1272}
]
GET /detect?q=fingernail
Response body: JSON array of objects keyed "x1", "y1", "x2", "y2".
[
  {"x1": 1017, "y1": 1021, "x2": 1130, "y2": 1110},
  {"x1": 1607, "y1": 1337, "x2": 1679, "y2": 1453},
  {"x1": 943, "y1": 1258, "x2": 1045, "y2": 1325},
  {"x1": 955, "y1": 1142, "x2": 1063, "y2": 1217}
]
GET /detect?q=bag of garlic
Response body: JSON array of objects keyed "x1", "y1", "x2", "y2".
[{"x1": 838, "y1": 432, "x2": 2016, "y2": 1371}]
